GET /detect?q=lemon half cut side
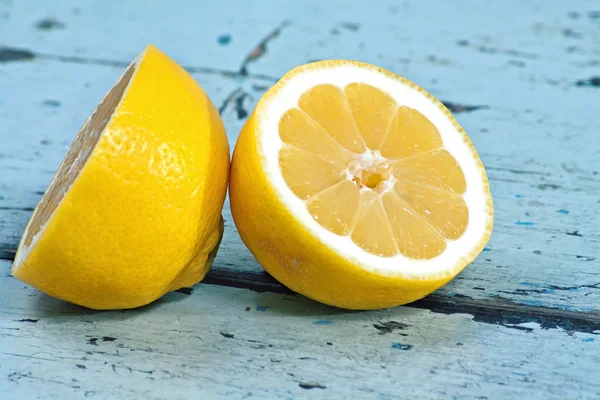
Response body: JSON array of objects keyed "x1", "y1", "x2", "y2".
[{"x1": 230, "y1": 60, "x2": 493, "y2": 310}]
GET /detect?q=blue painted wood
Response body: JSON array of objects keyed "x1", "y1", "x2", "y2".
[
  {"x1": 1, "y1": 0, "x2": 599, "y2": 398},
  {"x1": 0, "y1": 259, "x2": 599, "y2": 399}
]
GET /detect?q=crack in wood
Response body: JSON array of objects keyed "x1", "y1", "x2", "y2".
[
  {"x1": 0, "y1": 47, "x2": 36, "y2": 63},
  {"x1": 0, "y1": 206, "x2": 35, "y2": 212},
  {"x1": 8, "y1": 372, "x2": 64, "y2": 385},
  {"x1": 500, "y1": 283, "x2": 600, "y2": 296},
  {"x1": 373, "y1": 320, "x2": 410, "y2": 334},
  {"x1": 485, "y1": 166, "x2": 552, "y2": 176},
  {"x1": 442, "y1": 101, "x2": 489, "y2": 113},
  {"x1": 234, "y1": 92, "x2": 250, "y2": 119},
  {"x1": 574, "y1": 76, "x2": 600, "y2": 88},
  {"x1": 0, "y1": 46, "x2": 278, "y2": 82},
  {"x1": 35, "y1": 18, "x2": 66, "y2": 30},
  {"x1": 0, "y1": 250, "x2": 16, "y2": 260},
  {"x1": 218, "y1": 88, "x2": 251, "y2": 119},
  {"x1": 566, "y1": 230, "x2": 583, "y2": 237},
  {"x1": 1, "y1": 249, "x2": 598, "y2": 331},
  {"x1": 299, "y1": 382, "x2": 327, "y2": 390},
  {"x1": 203, "y1": 268, "x2": 294, "y2": 294},
  {"x1": 201, "y1": 269, "x2": 599, "y2": 333},
  {"x1": 239, "y1": 20, "x2": 290, "y2": 76},
  {"x1": 218, "y1": 88, "x2": 243, "y2": 115},
  {"x1": 456, "y1": 40, "x2": 540, "y2": 60},
  {"x1": 418, "y1": 294, "x2": 600, "y2": 334}
]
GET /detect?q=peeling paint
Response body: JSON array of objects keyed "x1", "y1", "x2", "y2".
[
  {"x1": 443, "y1": 101, "x2": 489, "y2": 113},
  {"x1": 217, "y1": 34, "x2": 232, "y2": 46},
  {"x1": 299, "y1": 382, "x2": 326, "y2": 390},
  {"x1": 0, "y1": 47, "x2": 36, "y2": 63},
  {"x1": 575, "y1": 77, "x2": 600, "y2": 88},
  {"x1": 515, "y1": 221, "x2": 534, "y2": 226},
  {"x1": 391, "y1": 343, "x2": 413, "y2": 350},
  {"x1": 239, "y1": 20, "x2": 290, "y2": 76},
  {"x1": 35, "y1": 18, "x2": 66, "y2": 30},
  {"x1": 373, "y1": 321, "x2": 409, "y2": 334}
]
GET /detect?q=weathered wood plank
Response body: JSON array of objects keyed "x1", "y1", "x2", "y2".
[
  {"x1": 1, "y1": 0, "x2": 599, "y2": 313},
  {"x1": 0, "y1": 260, "x2": 598, "y2": 399},
  {"x1": 0, "y1": 261, "x2": 598, "y2": 399},
  {"x1": 0, "y1": 0, "x2": 262, "y2": 76}
]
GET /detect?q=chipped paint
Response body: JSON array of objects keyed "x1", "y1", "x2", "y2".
[
  {"x1": 339, "y1": 22, "x2": 360, "y2": 31},
  {"x1": 391, "y1": 343, "x2": 413, "y2": 350},
  {"x1": 515, "y1": 221, "x2": 534, "y2": 226},
  {"x1": 373, "y1": 321, "x2": 409, "y2": 334},
  {"x1": 239, "y1": 20, "x2": 289, "y2": 75},
  {"x1": 217, "y1": 34, "x2": 232, "y2": 46},
  {"x1": 42, "y1": 99, "x2": 61, "y2": 107},
  {"x1": 443, "y1": 101, "x2": 489, "y2": 113},
  {"x1": 575, "y1": 76, "x2": 600, "y2": 88},
  {"x1": 0, "y1": 47, "x2": 35, "y2": 63},
  {"x1": 35, "y1": 18, "x2": 66, "y2": 30}
]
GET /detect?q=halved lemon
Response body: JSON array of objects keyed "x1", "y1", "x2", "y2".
[
  {"x1": 12, "y1": 45, "x2": 230, "y2": 310},
  {"x1": 230, "y1": 60, "x2": 493, "y2": 310}
]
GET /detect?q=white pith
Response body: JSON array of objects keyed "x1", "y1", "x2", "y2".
[
  {"x1": 258, "y1": 63, "x2": 492, "y2": 279},
  {"x1": 344, "y1": 150, "x2": 396, "y2": 194}
]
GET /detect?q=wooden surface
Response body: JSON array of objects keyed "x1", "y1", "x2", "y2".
[
  {"x1": 1, "y1": 259, "x2": 599, "y2": 400},
  {"x1": 1, "y1": 0, "x2": 599, "y2": 398}
]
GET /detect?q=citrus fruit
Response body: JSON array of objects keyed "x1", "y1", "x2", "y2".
[
  {"x1": 230, "y1": 60, "x2": 493, "y2": 310},
  {"x1": 12, "y1": 45, "x2": 229, "y2": 310}
]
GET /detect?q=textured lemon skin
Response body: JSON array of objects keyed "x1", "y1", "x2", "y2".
[
  {"x1": 230, "y1": 61, "x2": 493, "y2": 310},
  {"x1": 13, "y1": 45, "x2": 229, "y2": 310}
]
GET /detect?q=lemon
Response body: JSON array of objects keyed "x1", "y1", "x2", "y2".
[
  {"x1": 230, "y1": 60, "x2": 493, "y2": 310},
  {"x1": 12, "y1": 45, "x2": 230, "y2": 310}
]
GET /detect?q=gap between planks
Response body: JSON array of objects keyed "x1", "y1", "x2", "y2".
[
  {"x1": 0, "y1": 46, "x2": 280, "y2": 82},
  {"x1": 1, "y1": 253, "x2": 599, "y2": 334}
]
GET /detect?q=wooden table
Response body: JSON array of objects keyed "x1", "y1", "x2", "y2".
[{"x1": 1, "y1": 1, "x2": 599, "y2": 398}]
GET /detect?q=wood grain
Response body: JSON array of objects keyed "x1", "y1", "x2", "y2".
[{"x1": 0, "y1": 260, "x2": 598, "y2": 399}]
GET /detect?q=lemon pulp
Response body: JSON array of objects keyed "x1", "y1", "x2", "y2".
[{"x1": 278, "y1": 83, "x2": 468, "y2": 259}]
